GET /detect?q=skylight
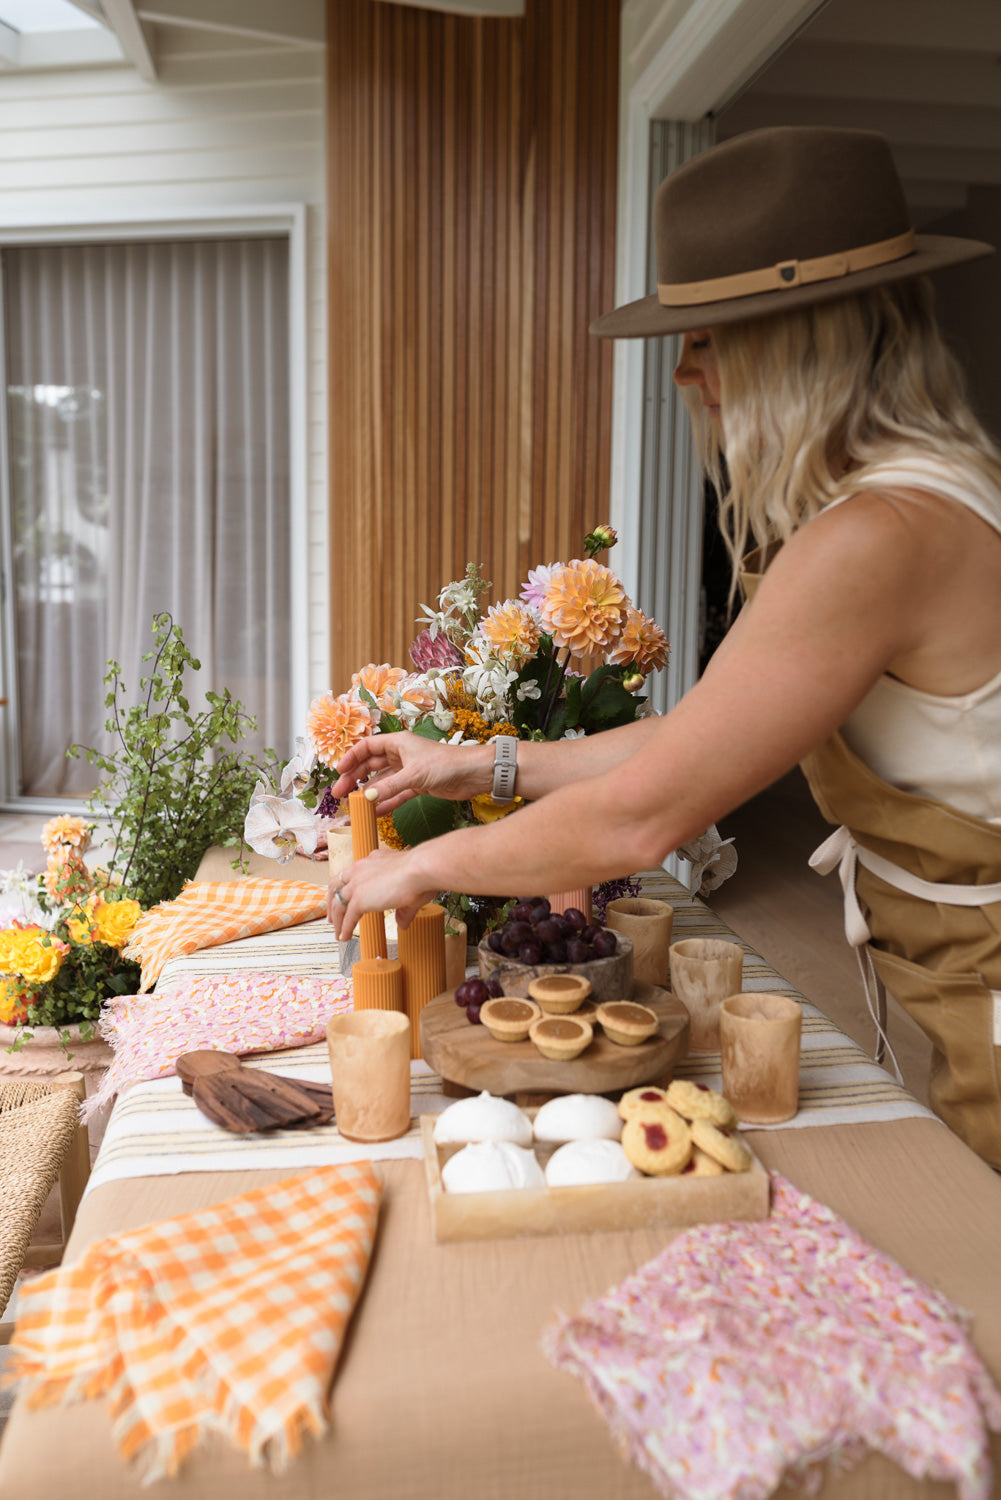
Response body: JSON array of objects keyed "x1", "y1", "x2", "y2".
[{"x1": 0, "y1": 0, "x2": 101, "y2": 33}]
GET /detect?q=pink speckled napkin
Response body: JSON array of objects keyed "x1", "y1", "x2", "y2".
[
  {"x1": 82, "y1": 971, "x2": 353, "y2": 1122},
  {"x1": 543, "y1": 1175, "x2": 1001, "y2": 1500}
]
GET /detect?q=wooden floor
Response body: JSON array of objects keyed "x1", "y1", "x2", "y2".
[{"x1": 708, "y1": 769, "x2": 932, "y2": 1105}]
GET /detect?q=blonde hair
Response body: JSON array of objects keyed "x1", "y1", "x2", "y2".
[{"x1": 689, "y1": 279, "x2": 1001, "y2": 588}]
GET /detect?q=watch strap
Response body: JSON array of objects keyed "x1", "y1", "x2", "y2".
[{"x1": 491, "y1": 735, "x2": 518, "y2": 804}]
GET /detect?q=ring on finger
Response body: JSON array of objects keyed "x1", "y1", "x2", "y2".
[{"x1": 334, "y1": 887, "x2": 348, "y2": 907}]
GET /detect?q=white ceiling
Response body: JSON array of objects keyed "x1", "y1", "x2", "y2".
[{"x1": 716, "y1": 0, "x2": 1001, "y2": 226}]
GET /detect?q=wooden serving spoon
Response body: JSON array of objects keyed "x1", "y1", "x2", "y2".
[{"x1": 175, "y1": 1051, "x2": 336, "y2": 1134}]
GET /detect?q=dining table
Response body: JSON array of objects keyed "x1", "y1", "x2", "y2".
[{"x1": 1, "y1": 855, "x2": 999, "y2": 1500}]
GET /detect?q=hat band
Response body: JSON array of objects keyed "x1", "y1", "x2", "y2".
[{"x1": 657, "y1": 228, "x2": 916, "y2": 308}]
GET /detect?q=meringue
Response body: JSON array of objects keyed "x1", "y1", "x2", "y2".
[
  {"x1": 433, "y1": 1091, "x2": 533, "y2": 1147},
  {"x1": 544, "y1": 1138, "x2": 639, "y2": 1187},
  {"x1": 532, "y1": 1093, "x2": 623, "y2": 1143},
  {"x1": 441, "y1": 1140, "x2": 545, "y2": 1193}
]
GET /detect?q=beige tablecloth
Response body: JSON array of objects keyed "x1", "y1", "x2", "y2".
[{"x1": 2, "y1": 859, "x2": 999, "y2": 1498}]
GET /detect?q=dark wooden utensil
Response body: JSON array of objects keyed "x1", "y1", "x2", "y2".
[{"x1": 175, "y1": 1050, "x2": 336, "y2": 1134}]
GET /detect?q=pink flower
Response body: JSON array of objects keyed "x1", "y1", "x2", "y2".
[
  {"x1": 409, "y1": 629, "x2": 465, "y2": 673},
  {"x1": 520, "y1": 564, "x2": 558, "y2": 613}
]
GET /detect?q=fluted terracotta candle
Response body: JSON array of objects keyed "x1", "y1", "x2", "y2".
[
  {"x1": 327, "y1": 1010, "x2": 411, "y2": 1142},
  {"x1": 397, "y1": 902, "x2": 447, "y2": 1059},
  {"x1": 351, "y1": 957, "x2": 404, "y2": 1013},
  {"x1": 547, "y1": 888, "x2": 593, "y2": 922},
  {"x1": 669, "y1": 938, "x2": 744, "y2": 1051},
  {"x1": 720, "y1": 992, "x2": 802, "y2": 1124},
  {"x1": 605, "y1": 898, "x2": 673, "y2": 988},
  {"x1": 348, "y1": 787, "x2": 387, "y2": 960}
]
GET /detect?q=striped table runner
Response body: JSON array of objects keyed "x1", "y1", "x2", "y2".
[{"x1": 84, "y1": 871, "x2": 933, "y2": 1194}]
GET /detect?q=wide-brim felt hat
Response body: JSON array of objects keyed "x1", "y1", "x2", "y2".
[{"x1": 592, "y1": 126, "x2": 994, "y2": 339}]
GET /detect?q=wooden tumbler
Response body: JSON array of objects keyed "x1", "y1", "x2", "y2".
[
  {"x1": 605, "y1": 898, "x2": 673, "y2": 988},
  {"x1": 397, "y1": 902, "x2": 447, "y2": 1059},
  {"x1": 348, "y1": 787, "x2": 387, "y2": 960}
]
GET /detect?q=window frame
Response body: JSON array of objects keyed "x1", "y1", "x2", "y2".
[{"x1": 0, "y1": 203, "x2": 309, "y2": 812}]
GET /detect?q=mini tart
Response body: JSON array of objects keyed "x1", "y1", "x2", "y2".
[
  {"x1": 479, "y1": 997, "x2": 541, "y2": 1042},
  {"x1": 528, "y1": 973, "x2": 592, "y2": 1014},
  {"x1": 596, "y1": 1000, "x2": 659, "y2": 1047},
  {"x1": 529, "y1": 1014, "x2": 593, "y2": 1061}
]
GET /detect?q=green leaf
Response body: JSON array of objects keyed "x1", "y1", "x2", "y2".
[
  {"x1": 411, "y1": 719, "x2": 447, "y2": 741},
  {"x1": 392, "y1": 795, "x2": 460, "y2": 847},
  {"x1": 577, "y1": 666, "x2": 642, "y2": 733},
  {"x1": 378, "y1": 711, "x2": 403, "y2": 734}
]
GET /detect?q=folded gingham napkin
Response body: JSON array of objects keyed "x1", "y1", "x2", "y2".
[
  {"x1": 544, "y1": 1174, "x2": 1001, "y2": 1500},
  {"x1": 6, "y1": 1163, "x2": 381, "y2": 1480},
  {"x1": 123, "y1": 879, "x2": 329, "y2": 990}
]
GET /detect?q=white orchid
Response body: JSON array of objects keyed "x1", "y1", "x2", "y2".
[
  {"x1": 279, "y1": 737, "x2": 316, "y2": 796},
  {"x1": 244, "y1": 779, "x2": 318, "y2": 864},
  {"x1": 677, "y1": 825, "x2": 738, "y2": 896}
]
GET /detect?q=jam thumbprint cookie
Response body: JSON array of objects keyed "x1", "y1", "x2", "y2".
[
  {"x1": 690, "y1": 1117, "x2": 752, "y2": 1174},
  {"x1": 665, "y1": 1078, "x2": 738, "y2": 1129},
  {"x1": 621, "y1": 1109, "x2": 692, "y2": 1175}
]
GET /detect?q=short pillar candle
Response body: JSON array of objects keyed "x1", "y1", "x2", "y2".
[
  {"x1": 397, "y1": 902, "x2": 447, "y2": 1059},
  {"x1": 351, "y1": 957, "x2": 404, "y2": 1013},
  {"x1": 348, "y1": 787, "x2": 387, "y2": 960}
]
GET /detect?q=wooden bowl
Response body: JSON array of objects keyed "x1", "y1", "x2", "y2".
[{"x1": 477, "y1": 932, "x2": 633, "y2": 1003}]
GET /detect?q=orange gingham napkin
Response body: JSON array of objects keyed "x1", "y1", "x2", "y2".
[
  {"x1": 123, "y1": 878, "x2": 329, "y2": 991},
  {"x1": 6, "y1": 1163, "x2": 381, "y2": 1480}
]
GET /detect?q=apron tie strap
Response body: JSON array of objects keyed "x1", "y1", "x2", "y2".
[{"x1": 809, "y1": 826, "x2": 872, "y2": 946}]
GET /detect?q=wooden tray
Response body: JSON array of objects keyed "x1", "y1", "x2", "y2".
[
  {"x1": 422, "y1": 1116, "x2": 770, "y2": 1243},
  {"x1": 420, "y1": 985, "x2": 689, "y2": 1098}
]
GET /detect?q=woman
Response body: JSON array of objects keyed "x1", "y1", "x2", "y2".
[{"x1": 328, "y1": 126, "x2": 1001, "y2": 1167}]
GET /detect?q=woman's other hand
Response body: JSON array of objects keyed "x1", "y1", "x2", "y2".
[
  {"x1": 329, "y1": 731, "x2": 491, "y2": 814},
  {"x1": 327, "y1": 849, "x2": 437, "y2": 937}
]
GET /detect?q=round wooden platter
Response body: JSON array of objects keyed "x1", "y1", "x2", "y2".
[{"x1": 420, "y1": 985, "x2": 690, "y2": 1098}]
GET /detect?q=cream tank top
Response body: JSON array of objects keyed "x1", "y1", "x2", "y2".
[{"x1": 832, "y1": 456, "x2": 1001, "y2": 823}]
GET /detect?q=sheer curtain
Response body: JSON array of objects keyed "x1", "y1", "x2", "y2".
[{"x1": 2, "y1": 237, "x2": 290, "y2": 797}]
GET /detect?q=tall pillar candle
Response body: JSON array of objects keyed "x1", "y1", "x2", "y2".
[
  {"x1": 348, "y1": 787, "x2": 387, "y2": 960},
  {"x1": 398, "y1": 902, "x2": 447, "y2": 1059},
  {"x1": 351, "y1": 957, "x2": 404, "y2": 1013},
  {"x1": 547, "y1": 888, "x2": 593, "y2": 923}
]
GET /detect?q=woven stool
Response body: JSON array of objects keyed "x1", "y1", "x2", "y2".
[{"x1": 0, "y1": 1073, "x2": 91, "y2": 1343}]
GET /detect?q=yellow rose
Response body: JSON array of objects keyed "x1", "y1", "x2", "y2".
[
  {"x1": 67, "y1": 915, "x2": 94, "y2": 946},
  {"x1": 470, "y1": 794, "x2": 524, "y2": 824},
  {"x1": 11, "y1": 932, "x2": 66, "y2": 985},
  {"x1": 0, "y1": 976, "x2": 29, "y2": 1025},
  {"x1": 91, "y1": 899, "x2": 142, "y2": 949}
]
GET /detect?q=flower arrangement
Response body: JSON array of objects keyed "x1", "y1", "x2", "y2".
[
  {"x1": 245, "y1": 529, "x2": 676, "y2": 930},
  {"x1": 0, "y1": 816, "x2": 142, "y2": 1040}
]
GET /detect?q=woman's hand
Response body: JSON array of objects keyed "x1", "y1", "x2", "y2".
[
  {"x1": 327, "y1": 848, "x2": 438, "y2": 938},
  {"x1": 329, "y1": 731, "x2": 490, "y2": 814}
]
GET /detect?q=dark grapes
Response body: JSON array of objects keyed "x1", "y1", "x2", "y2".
[
  {"x1": 534, "y1": 917, "x2": 561, "y2": 945},
  {"x1": 518, "y1": 939, "x2": 543, "y2": 965},
  {"x1": 592, "y1": 929, "x2": 618, "y2": 958},
  {"x1": 485, "y1": 977, "x2": 504, "y2": 998},
  {"x1": 466, "y1": 1003, "x2": 483, "y2": 1025},
  {"x1": 482, "y1": 896, "x2": 622, "y2": 978},
  {"x1": 456, "y1": 977, "x2": 490, "y2": 1007},
  {"x1": 566, "y1": 938, "x2": 589, "y2": 964},
  {"x1": 544, "y1": 939, "x2": 567, "y2": 963},
  {"x1": 511, "y1": 901, "x2": 535, "y2": 924},
  {"x1": 487, "y1": 930, "x2": 505, "y2": 953},
  {"x1": 530, "y1": 898, "x2": 551, "y2": 920},
  {"x1": 580, "y1": 925, "x2": 599, "y2": 944},
  {"x1": 562, "y1": 907, "x2": 587, "y2": 932}
]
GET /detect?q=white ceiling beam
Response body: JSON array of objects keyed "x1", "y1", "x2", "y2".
[
  {"x1": 64, "y1": 0, "x2": 109, "y2": 22},
  {"x1": 806, "y1": 0, "x2": 1001, "y2": 55},
  {"x1": 630, "y1": 0, "x2": 827, "y2": 123},
  {"x1": 136, "y1": 0, "x2": 324, "y2": 46},
  {"x1": 0, "y1": 19, "x2": 19, "y2": 69},
  {"x1": 101, "y1": 0, "x2": 157, "y2": 79},
  {"x1": 9, "y1": 29, "x2": 126, "y2": 71}
]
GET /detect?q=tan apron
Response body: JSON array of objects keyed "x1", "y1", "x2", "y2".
[{"x1": 742, "y1": 550, "x2": 1001, "y2": 1167}]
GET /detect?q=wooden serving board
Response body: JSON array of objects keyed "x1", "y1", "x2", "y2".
[
  {"x1": 420, "y1": 985, "x2": 689, "y2": 1098},
  {"x1": 422, "y1": 1117, "x2": 770, "y2": 1243}
]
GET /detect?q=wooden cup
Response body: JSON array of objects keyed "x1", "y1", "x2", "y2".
[
  {"x1": 605, "y1": 898, "x2": 674, "y2": 988},
  {"x1": 327, "y1": 1010, "x2": 411, "y2": 1142},
  {"x1": 720, "y1": 992, "x2": 802, "y2": 1124},
  {"x1": 668, "y1": 937, "x2": 743, "y2": 1051}
]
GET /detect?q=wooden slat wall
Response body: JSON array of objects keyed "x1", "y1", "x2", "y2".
[{"x1": 326, "y1": 0, "x2": 619, "y2": 687}]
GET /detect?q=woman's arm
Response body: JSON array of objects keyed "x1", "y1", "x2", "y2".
[
  {"x1": 328, "y1": 492, "x2": 933, "y2": 935},
  {"x1": 329, "y1": 709, "x2": 664, "y2": 813}
]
